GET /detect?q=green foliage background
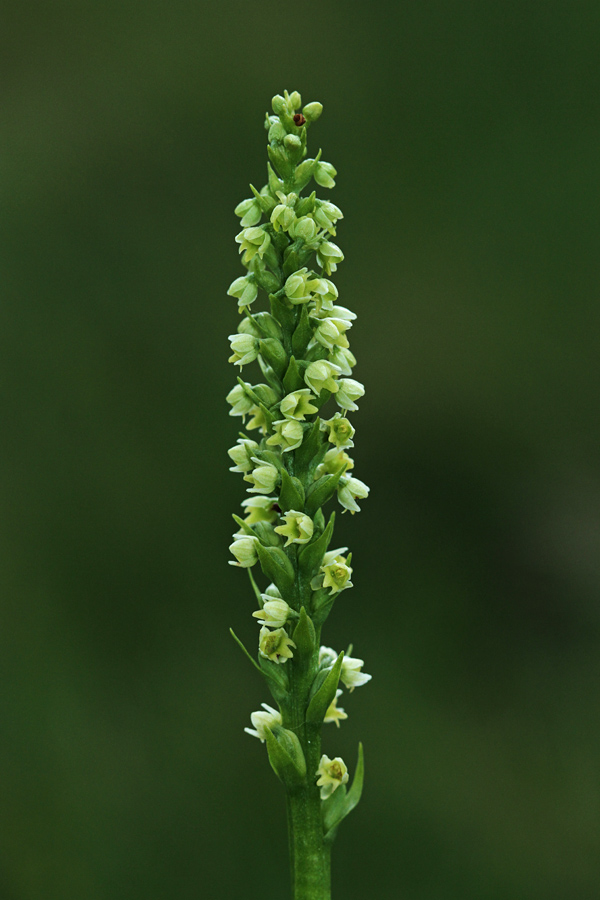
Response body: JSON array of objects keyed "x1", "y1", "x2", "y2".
[{"x1": 2, "y1": 2, "x2": 599, "y2": 898}]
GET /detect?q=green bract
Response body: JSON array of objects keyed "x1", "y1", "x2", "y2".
[{"x1": 226, "y1": 89, "x2": 371, "y2": 900}]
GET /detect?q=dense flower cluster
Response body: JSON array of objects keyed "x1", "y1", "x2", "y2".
[{"x1": 227, "y1": 91, "x2": 370, "y2": 824}]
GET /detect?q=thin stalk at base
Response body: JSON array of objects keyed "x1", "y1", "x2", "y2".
[{"x1": 287, "y1": 785, "x2": 331, "y2": 900}]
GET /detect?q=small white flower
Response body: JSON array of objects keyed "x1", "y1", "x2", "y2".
[
  {"x1": 335, "y1": 378, "x2": 365, "y2": 412},
  {"x1": 252, "y1": 598, "x2": 292, "y2": 629},
  {"x1": 259, "y1": 626, "x2": 296, "y2": 663},
  {"x1": 324, "y1": 689, "x2": 348, "y2": 728},
  {"x1": 329, "y1": 345, "x2": 356, "y2": 376},
  {"x1": 228, "y1": 535, "x2": 259, "y2": 568},
  {"x1": 226, "y1": 384, "x2": 254, "y2": 419},
  {"x1": 243, "y1": 460, "x2": 279, "y2": 494},
  {"x1": 340, "y1": 655, "x2": 372, "y2": 692},
  {"x1": 321, "y1": 413, "x2": 355, "y2": 450},
  {"x1": 280, "y1": 389, "x2": 318, "y2": 421},
  {"x1": 304, "y1": 360, "x2": 341, "y2": 395},
  {"x1": 244, "y1": 703, "x2": 282, "y2": 741},
  {"x1": 227, "y1": 275, "x2": 258, "y2": 310},
  {"x1": 284, "y1": 268, "x2": 313, "y2": 304},
  {"x1": 320, "y1": 552, "x2": 353, "y2": 594},
  {"x1": 324, "y1": 305, "x2": 356, "y2": 323},
  {"x1": 270, "y1": 192, "x2": 298, "y2": 232},
  {"x1": 241, "y1": 495, "x2": 278, "y2": 525},
  {"x1": 314, "y1": 161, "x2": 337, "y2": 190},
  {"x1": 337, "y1": 476, "x2": 370, "y2": 513},
  {"x1": 235, "y1": 226, "x2": 271, "y2": 265},
  {"x1": 266, "y1": 418, "x2": 304, "y2": 452},
  {"x1": 312, "y1": 316, "x2": 352, "y2": 352},
  {"x1": 234, "y1": 197, "x2": 262, "y2": 228},
  {"x1": 315, "y1": 754, "x2": 348, "y2": 799},
  {"x1": 310, "y1": 276, "x2": 338, "y2": 314},
  {"x1": 227, "y1": 438, "x2": 259, "y2": 473},
  {"x1": 289, "y1": 215, "x2": 318, "y2": 243},
  {"x1": 316, "y1": 240, "x2": 344, "y2": 275},
  {"x1": 318, "y1": 645, "x2": 339, "y2": 667},
  {"x1": 228, "y1": 333, "x2": 259, "y2": 368},
  {"x1": 274, "y1": 510, "x2": 314, "y2": 547}
]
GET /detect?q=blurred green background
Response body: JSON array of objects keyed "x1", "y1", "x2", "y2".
[{"x1": 2, "y1": 2, "x2": 599, "y2": 898}]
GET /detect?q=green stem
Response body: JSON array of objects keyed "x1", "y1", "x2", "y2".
[
  {"x1": 286, "y1": 781, "x2": 331, "y2": 899},
  {"x1": 284, "y1": 637, "x2": 330, "y2": 898}
]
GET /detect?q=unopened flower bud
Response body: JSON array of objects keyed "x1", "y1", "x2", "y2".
[
  {"x1": 314, "y1": 160, "x2": 337, "y2": 189},
  {"x1": 237, "y1": 317, "x2": 261, "y2": 338},
  {"x1": 284, "y1": 133, "x2": 302, "y2": 152},
  {"x1": 271, "y1": 94, "x2": 286, "y2": 115},
  {"x1": 302, "y1": 101, "x2": 323, "y2": 123},
  {"x1": 234, "y1": 197, "x2": 262, "y2": 228},
  {"x1": 268, "y1": 119, "x2": 287, "y2": 143},
  {"x1": 288, "y1": 91, "x2": 302, "y2": 111},
  {"x1": 289, "y1": 216, "x2": 318, "y2": 243}
]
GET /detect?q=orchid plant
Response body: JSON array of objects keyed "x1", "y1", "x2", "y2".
[{"x1": 226, "y1": 90, "x2": 370, "y2": 900}]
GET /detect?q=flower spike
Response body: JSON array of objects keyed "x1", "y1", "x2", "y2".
[{"x1": 226, "y1": 90, "x2": 370, "y2": 896}]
